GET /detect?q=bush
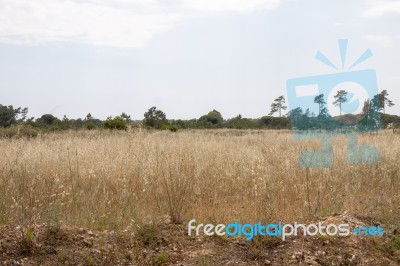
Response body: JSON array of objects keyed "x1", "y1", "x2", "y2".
[
  {"x1": 86, "y1": 123, "x2": 95, "y2": 130},
  {"x1": 19, "y1": 127, "x2": 39, "y2": 138},
  {"x1": 0, "y1": 126, "x2": 38, "y2": 139},
  {"x1": 155, "y1": 251, "x2": 169, "y2": 265},
  {"x1": 377, "y1": 235, "x2": 400, "y2": 257},
  {"x1": 168, "y1": 125, "x2": 177, "y2": 132},
  {"x1": 161, "y1": 124, "x2": 178, "y2": 132},
  {"x1": 136, "y1": 223, "x2": 160, "y2": 248},
  {"x1": 103, "y1": 116, "x2": 128, "y2": 130}
]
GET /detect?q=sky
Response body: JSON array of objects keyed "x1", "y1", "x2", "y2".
[{"x1": 1, "y1": 0, "x2": 400, "y2": 120}]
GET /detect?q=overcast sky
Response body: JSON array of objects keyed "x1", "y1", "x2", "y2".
[{"x1": 1, "y1": 0, "x2": 400, "y2": 120}]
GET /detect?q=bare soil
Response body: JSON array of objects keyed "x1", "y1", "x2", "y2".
[{"x1": 0, "y1": 214, "x2": 399, "y2": 265}]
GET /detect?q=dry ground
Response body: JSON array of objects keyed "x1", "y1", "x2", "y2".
[
  {"x1": 0, "y1": 129, "x2": 399, "y2": 265},
  {"x1": 0, "y1": 213, "x2": 399, "y2": 265}
]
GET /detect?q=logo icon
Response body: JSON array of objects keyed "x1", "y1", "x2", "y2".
[{"x1": 286, "y1": 39, "x2": 381, "y2": 168}]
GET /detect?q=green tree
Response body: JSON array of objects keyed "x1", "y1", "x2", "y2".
[
  {"x1": 198, "y1": 109, "x2": 224, "y2": 127},
  {"x1": 288, "y1": 107, "x2": 303, "y2": 127},
  {"x1": 121, "y1": 112, "x2": 131, "y2": 122},
  {"x1": 0, "y1": 105, "x2": 28, "y2": 127},
  {"x1": 206, "y1": 109, "x2": 223, "y2": 125},
  {"x1": 379, "y1": 90, "x2": 394, "y2": 114},
  {"x1": 143, "y1": 107, "x2": 167, "y2": 129},
  {"x1": 269, "y1": 95, "x2": 287, "y2": 117},
  {"x1": 361, "y1": 99, "x2": 370, "y2": 116},
  {"x1": 0, "y1": 105, "x2": 17, "y2": 127},
  {"x1": 359, "y1": 96, "x2": 381, "y2": 130},
  {"x1": 371, "y1": 95, "x2": 381, "y2": 112},
  {"x1": 34, "y1": 114, "x2": 60, "y2": 130},
  {"x1": 228, "y1": 114, "x2": 244, "y2": 129},
  {"x1": 85, "y1": 113, "x2": 93, "y2": 121},
  {"x1": 59, "y1": 115, "x2": 71, "y2": 130},
  {"x1": 37, "y1": 114, "x2": 59, "y2": 126},
  {"x1": 17, "y1": 107, "x2": 28, "y2": 122},
  {"x1": 314, "y1": 94, "x2": 326, "y2": 116},
  {"x1": 332, "y1": 90, "x2": 348, "y2": 116},
  {"x1": 260, "y1": 116, "x2": 290, "y2": 129}
]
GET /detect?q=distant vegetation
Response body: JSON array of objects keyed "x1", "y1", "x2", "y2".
[{"x1": 0, "y1": 90, "x2": 398, "y2": 136}]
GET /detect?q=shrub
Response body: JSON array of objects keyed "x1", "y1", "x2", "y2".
[
  {"x1": 197, "y1": 254, "x2": 211, "y2": 266},
  {"x1": 155, "y1": 251, "x2": 169, "y2": 265},
  {"x1": 246, "y1": 235, "x2": 281, "y2": 260},
  {"x1": 86, "y1": 122, "x2": 95, "y2": 130},
  {"x1": 49, "y1": 124, "x2": 61, "y2": 131},
  {"x1": 19, "y1": 226, "x2": 35, "y2": 255},
  {"x1": 377, "y1": 235, "x2": 400, "y2": 257},
  {"x1": 19, "y1": 127, "x2": 39, "y2": 138},
  {"x1": 0, "y1": 126, "x2": 38, "y2": 139},
  {"x1": 136, "y1": 223, "x2": 160, "y2": 248},
  {"x1": 0, "y1": 127, "x2": 18, "y2": 138},
  {"x1": 103, "y1": 116, "x2": 128, "y2": 130},
  {"x1": 161, "y1": 124, "x2": 178, "y2": 132},
  {"x1": 168, "y1": 125, "x2": 177, "y2": 132}
]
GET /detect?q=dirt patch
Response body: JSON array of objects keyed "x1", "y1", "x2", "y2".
[{"x1": 0, "y1": 214, "x2": 399, "y2": 265}]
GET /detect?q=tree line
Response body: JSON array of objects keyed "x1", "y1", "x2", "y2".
[
  {"x1": 0, "y1": 89, "x2": 398, "y2": 134},
  {"x1": 268, "y1": 90, "x2": 395, "y2": 117},
  {"x1": 0, "y1": 105, "x2": 291, "y2": 133},
  {"x1": 268, "y1": 89, "x2": 397, "y2": 130}
]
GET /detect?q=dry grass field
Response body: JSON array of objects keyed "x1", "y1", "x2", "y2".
[{"x1": 0, "y1": 129, "x2": 399, "y2": 265}]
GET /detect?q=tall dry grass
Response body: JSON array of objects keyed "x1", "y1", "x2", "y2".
[{"x1": 0, "y1": 129, "x2": 399, "y2": 232}]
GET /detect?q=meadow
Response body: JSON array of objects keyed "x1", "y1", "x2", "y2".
[{"x1": 0, "y1": 129, "x2": 398, "y2": 233}]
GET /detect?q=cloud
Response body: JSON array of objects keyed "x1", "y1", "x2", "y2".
[
  {"x1": 182, "y1": 0, "x2": 280, "y2": 12},
  {"x1": 365, "y1": 34, "x2": 395, "y2": 47},
  {"x1": 0, "y1": 0, "x2": 280, "y2": 49},
  {"x1": 0, "y1": 0, "x2": 181, "y2": 48},
  {"x1": 363, "y1": 0, "x2": 400, "y2": 18}
]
